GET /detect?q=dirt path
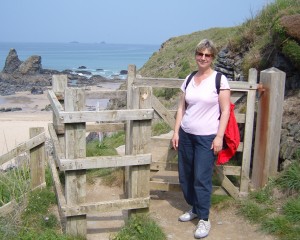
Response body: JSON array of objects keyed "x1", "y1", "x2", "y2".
[{"x1": 85, "y1": 180, "x2": 277, "y2": 240}]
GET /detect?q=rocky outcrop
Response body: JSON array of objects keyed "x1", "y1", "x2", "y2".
[
  {"x1": 0, "y1": 49, "x2": 110, "y2": 96},
  {"x1": 18, "y1": 55, "x2": 42, "y2": 74},
  {"x1": 2, "y1": 49, "x2": 22, "y2": 73},
  {"x1": 215, "y1": 48, "x2": 244, "y2": 82},
  {"x1": 2, "y1": 49, "x2": 42, "y2": 75}
]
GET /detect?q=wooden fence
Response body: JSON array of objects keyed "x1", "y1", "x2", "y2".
[
  {"x1": 48, "y1": 74, "x2": 153, "y2": 236},
  {"x1": 0, "y1": 64, "x2": 280, "y2": 238},
  {"x1": 0, "y1": 127, "x2": 46, "y2": 216}
]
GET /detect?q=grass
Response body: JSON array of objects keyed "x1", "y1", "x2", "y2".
[
  {"x1": 238, "y1": 160, "x2": 300, "y2": 240},
  {"x1": 152, "y1": 120, "x2": 172, "y2": 136},
  {"x1": 111, "y1": 214, "x2": 166, "y2": 240},
  {"x1": 0, "y1": 165, "x2": 30, "y2": 206},
  {"x1": 0, "y1": 166, "x2": 84, "y2": 240},
  {"x1": 86, "y1": 131, "x2": 125, "y2": 187},
  {"x1": 86, "y1": 131, "x2": 125, "y2": 157}
]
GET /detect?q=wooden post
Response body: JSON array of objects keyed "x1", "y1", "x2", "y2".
[
  {"x1": 239, "y1": 68, "x2": 257, "y2": 195},
  {"x1": 124, "y1": 65, "x2": 136, "y2": 197},
  {"x1": 128, "y1": 86, "x2": 152, "y2": 216},
  {"x1": 251, "y1": 67, "x2": 286, "y2": 188},
  {"x1": 52, "y1": 74, "x2": 68, "y2": 151},
  {"x1": 30, "y1": 127, "x2": 46, "y2": 190},
  {"x1": 64, "y1": 88, "x2": 87, "y2": 236}
]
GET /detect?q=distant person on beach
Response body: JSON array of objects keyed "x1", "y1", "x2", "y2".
[{"x1": 172, "y1": 39, "x2": 230, "y2": 239}]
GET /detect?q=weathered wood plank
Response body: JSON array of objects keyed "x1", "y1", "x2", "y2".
[
  {"x1": 86, "y1": 90, "x2": 126, "y2": 99},
  {"x1": 134, "y1": 77, "x2": 183, "y2": 88},
  {"x1": 64, "y1": 88, "x2": 87, "y2": 236},
  {"x1": 30, "y1": 127, "x2": 46, "y2": 190},
  {"x1": 155, "y1": 109, "x2": 245, "y2": 123},
  {"x1": 237, "y1": 142, "x2": 244, "y2": 152},
  {"x1": 150, "y1": 181, "x2": 181, "y2": 191},
  {"x1": 47, "y1": 90, "x2": 64, "y2": 117},
  {"x1": 134, "y1": 77, "x2": 260, "y2": 90},
  {"x1": 150, "y1": 162, "x2": 178, "y2": 171},
  {"x1": 127, "y1": 86, "x2": 152, "y2": 216},
  {"x1": 239, "y1": 69, "x2": 258, "y2": 193},
  {"x1": 86, "y1": 122, "x2": 125, "y2": 132},
  {"x1": 63, "y1": 197, "x2": 150, "y2": 217},
  {"x1": 215, "y1": 165, "x2": 240, "y2": 199},
  {"x1": 50, "y1": 75, "x2": 67, "y2": 142},
  {"x1": 52, "y1": 75, "x2": 68, "y2": 94},
  {"x1": 235, "y1": 113, "x2": 245, "y2": 124},
  {"x1": 0, "y1": 132, "x2": 46, "y2": 165},
  {"x1": 59, "y1": 109, "x2": 154, "y2": 123},
  {"x1": 48, "y1": 155, "x2": 67, "y2": 231},
  {"x1": 150, "y1": 180, "x2": 228, "y2": 194},
  {"x1": 48, "y1": 123, "x2": 65, "y2": 168},
  {"x1": 151, "y1": 135, "x2": 173, "y2": 148},
  {"x1": 59, "y1": 154, "x2": 152, "y2": 171},
  {"x1": 124, "y1": 65, "x2": 135, "y2": 198},
  {"x1": 252, "y1": 68, "x2": 286, "y2": 189},
  {"x1": 216, "y1": 165, "x2": 242, "y2": 176}
]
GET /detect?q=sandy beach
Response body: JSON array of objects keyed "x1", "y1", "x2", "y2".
[
  {"x1": 0, "y1": 91, "x2": 52, "y2": 155},
  {"x1": 0, "y1": 82, "x2": 122, "y2": 155}
]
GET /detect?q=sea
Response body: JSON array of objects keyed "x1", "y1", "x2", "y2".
[{"x1": 0, "y1": 42, "x2": 160, "y2": 79}]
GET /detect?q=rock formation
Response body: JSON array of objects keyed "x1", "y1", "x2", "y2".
[
  {"x1": 2, "y1": 49, "x2": 22, "y2": 73},
  {"x1": 0, "y1": 48, "x2": 108, "y2": 96}
]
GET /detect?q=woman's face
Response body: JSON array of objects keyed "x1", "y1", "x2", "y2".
[{"x1": 195, "y1": 48, "x2": 213, "y2": 69}]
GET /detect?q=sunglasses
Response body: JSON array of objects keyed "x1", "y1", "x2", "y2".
[{"x1": 196, "y1": 52, "x2": 213, "y2": 58}]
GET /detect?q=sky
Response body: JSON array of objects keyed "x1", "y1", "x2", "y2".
[{"x1": 0, "y1": 0, "x2": 274, "y2": 45}]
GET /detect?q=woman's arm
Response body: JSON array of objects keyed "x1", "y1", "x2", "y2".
[
  {"x1": 172, "y1": 92, "x2": 185, "y2": 150},
  {"x1": 212, "y1": 89, "x2": 231, "y2": 154}
]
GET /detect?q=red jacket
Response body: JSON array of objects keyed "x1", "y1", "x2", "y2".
[{"x1": 217, "y1": 103, "x2": 240, "y2": 165}]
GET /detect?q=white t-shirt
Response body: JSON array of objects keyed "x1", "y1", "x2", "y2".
[{"x1": 180, "y1": 71, "x2": 230, "y2": 135}]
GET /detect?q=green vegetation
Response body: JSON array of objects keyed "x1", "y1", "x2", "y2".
[
  {"x1": 139, "y1": 0, "x2": 300, "y2": 81},
  {"x1": 86, "y1": 131, "x2": 125, "y2": 157},
  {"x1": 152, "y1": 120, "x2": 172, "y2": 136},
  {"x1": 0, "y1": 166, "x2": 83, "y2": 240},
  {"x1": 112, "y1": 214, "x2": 166, "y2": 240},
  {"x1": 0, "y1": 165, "x2": 30, "y2": 206},
  {"x1": 86, "y1": 131, "x2": 125, "y2": 187},
  {"x1": 238, "y1": 160, "x2": 300, "y2": 240},
  {"x1": 139, "y1": 27, "x2": 236, "y2": 78}
]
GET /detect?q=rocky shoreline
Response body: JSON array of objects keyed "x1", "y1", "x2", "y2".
[{"x1": 0, "y1": 48, "x2": 127, "y2": 96}]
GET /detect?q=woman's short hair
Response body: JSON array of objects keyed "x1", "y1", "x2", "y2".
[{"x1": 195, "y1": 39, "x2": 217, "y2": 58}]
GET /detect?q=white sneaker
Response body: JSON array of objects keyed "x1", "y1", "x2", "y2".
[
  {"x1": 178, "y1": 209, "x2": 197, "y2": 222},
  {"x1": 194, "y1": 219, "x2": 211, "y2": 238}
]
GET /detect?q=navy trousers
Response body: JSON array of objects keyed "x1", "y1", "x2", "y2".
[{"x1": 178, "y1": 127, "x2": 216, "y2": 220}]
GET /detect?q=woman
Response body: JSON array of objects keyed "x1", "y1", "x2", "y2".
[{"x1": 172, "y1": 39, "x2": 230, "y2": 239}]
